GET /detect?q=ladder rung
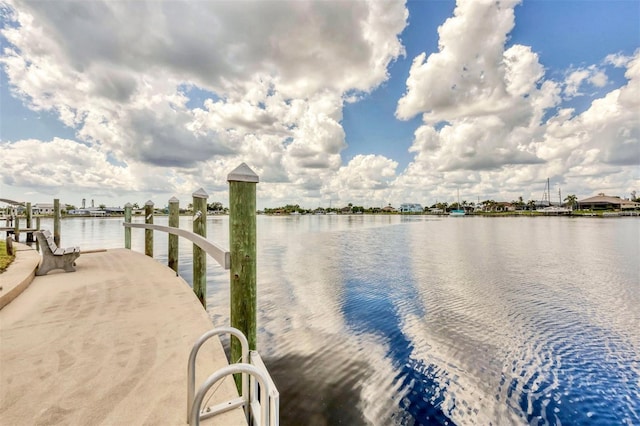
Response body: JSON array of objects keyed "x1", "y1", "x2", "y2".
[{"x1": 199, "y1": 397, "x2": 245, "y2": 421}]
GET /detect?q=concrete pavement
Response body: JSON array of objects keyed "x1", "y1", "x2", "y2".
[
  {"x1": 0, "y1": 248, "x2": 245, "y2": 425},
  {"x1": 0, "y1": 242, "x2": 40, "y2": 310}
]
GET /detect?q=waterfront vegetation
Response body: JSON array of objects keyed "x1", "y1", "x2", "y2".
[
  {"x1": 3, "y1": 206, "x2": 638, "y2": 218},
  {"x1": 0, "y1": 240, "x2": 15, "y2": 272},
  {"x1": 4, "y1": 194, "x2": 639, "y2": 218}
]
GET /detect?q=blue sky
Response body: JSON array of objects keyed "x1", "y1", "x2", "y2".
[
  {"x1": 1, "y1": 0, "x2": 638, "y2": 208},
  {"x1": 342, "y1": 0, "x2": 639, "y2": 170}
]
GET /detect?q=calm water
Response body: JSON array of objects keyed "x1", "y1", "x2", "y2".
[{"x1": 34, "y1": 215, "x2": 640, "y2": 425}]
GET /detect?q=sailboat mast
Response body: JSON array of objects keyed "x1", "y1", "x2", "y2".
[{"x1": 542, "y1": 178, "x2": 551, "y2": 207}]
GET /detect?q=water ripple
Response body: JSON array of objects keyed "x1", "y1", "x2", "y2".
[{"x1": 38, "y1": 215, "x2": 640, "y2": 425}]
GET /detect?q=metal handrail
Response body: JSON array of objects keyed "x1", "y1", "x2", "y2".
[
  {"x1": 122, "y1": 222, "x2": 230, "y2": 269},
  {"x1": 190, "y1": 363, "x2": 271, "y2": 426},
  {"x1": 187, "y1": 327, "x2": 249, "y2": 423}
]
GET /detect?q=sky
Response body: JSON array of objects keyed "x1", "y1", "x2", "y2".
[{"x1": 1, "y1": 0, "x2": 638, "y2": 209}]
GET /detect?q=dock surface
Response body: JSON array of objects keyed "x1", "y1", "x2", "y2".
[{"x1": 1, "y1": 248, "x2": 245, "y2": 425}]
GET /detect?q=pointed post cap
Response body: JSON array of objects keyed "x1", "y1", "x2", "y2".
[
  {"x1": 228, "y1": 163, "x2": 259, "y2": 183},
  {"x1": 168, "y1": 196, "x2": 179, "y2": 203},
  {"x1": 125, "y1": 203, "x2": 133, "y2": 208},
  {"x1": 145, "y1": 200, "x2": 154, "y2": 206},
  {"x1": 192, "y1": 188, "x2": 209, "y2": 199}
]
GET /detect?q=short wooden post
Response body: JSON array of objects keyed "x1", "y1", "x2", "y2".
[
  {"x1": 53, "y1": 199, "x2": 61, "y2": 246},
  {"x1": 145, "y1": 200, "x2": 154, "y2": 257},
  {"x1": 228, "y1": 163, "x2": 258, "y2": 366},
  {"x1": 192, "y1": 189, "x2": 208, "y2": 307},
  {"x1": 168, "y1": 196, "x2": 179, "y2": 275},
  {"x1": 13, "y1": 214, "x2": 19, "y2": 242},
  {"x1": 124, "y1": 203, "x2": 132, "y2": 249},
  {"x1": 5, "y1": 234, "x2": 14, "y2": 256},
  {"x1": 26, "y1": 202, "x2": 33, "y2": 242}
]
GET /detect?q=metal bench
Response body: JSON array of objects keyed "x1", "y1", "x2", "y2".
[{"x1": 35, "y1": 230, "x2": 81, "y2": 276}]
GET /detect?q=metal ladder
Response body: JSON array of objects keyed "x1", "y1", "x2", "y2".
[{"x1": 187, "y1": 327, "x2": 279, "y2": 426}]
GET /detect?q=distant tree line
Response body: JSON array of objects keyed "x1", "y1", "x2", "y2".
[{"x1": 121, "y1": 190, "x2": 640, "y2": 216}]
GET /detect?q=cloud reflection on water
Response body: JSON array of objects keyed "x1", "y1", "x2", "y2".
[{"x1": 37, "y1": 215, "x2": 640, "y2": 425}]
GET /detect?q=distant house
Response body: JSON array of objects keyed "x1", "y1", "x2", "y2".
[
  {"x1": 86, "y1": 208, "x2": 106, "y2": 216},
  {"x1": 33, "y1": 203, "x2": 79, "y2": 215},
  {"x1": 399, "y1": 203, "x2": 423, "y2": 213},
  {"x1": 33, "y1": 203, "x2": 55, "y2": 215},
  {"x1": 68, "y1": 208, "x2": 110, "y2": 216},
  {"x1": 577, "y1": 194, "x2": 640, "y2": 211},
  {"x1": 495, "y1": 202, "x2": 516, "y2": 212},
  {"x1": 381, "y1": 205, "x2": 397, "y2": 213}
]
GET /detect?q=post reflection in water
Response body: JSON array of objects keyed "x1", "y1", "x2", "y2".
[{"x1": 37, "y1": 215, "x2": 640, "y2": 425}]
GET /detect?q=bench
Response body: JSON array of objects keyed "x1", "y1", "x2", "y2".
[{"x1": 35, "y1": 230, "x2": 81, "y2": 276}]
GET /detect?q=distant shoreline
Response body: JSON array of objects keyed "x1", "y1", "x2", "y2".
[{"x1": 4, "y1": 211, "x2": 639, "y2": 221}]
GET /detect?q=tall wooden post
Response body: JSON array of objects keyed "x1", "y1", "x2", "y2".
[
  {"x1": 26, "y1": 202, "x2": 33, "y2": 242},
  {"x1": 192, "y1": 189, "x2": 208, "y2": 307},
  {"x1": 168, "y1": 196, "x2": 180, "y2": 275},
  {"x1": 228, "y1": 163, "x2": 258, "y2": 366},
  {"x1": 53, "y1": 199, "x2": 61, "y2": 246},
  {"x1": 35, "y1": 216, "x2": 41, "y2": 251},
  {"x1": 13, "y1": 214, "x2": 19, "y2": 242},
  {"x1": 124, "y1": 203, "x2": 132, "y2": 249},
  {"x1": 145, "y1": 200, "x2": 154, "y2": 257}
]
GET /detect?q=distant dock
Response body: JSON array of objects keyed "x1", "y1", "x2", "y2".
[{"x1": 0, "y1": 248, "x2": 245, "y2": 425}]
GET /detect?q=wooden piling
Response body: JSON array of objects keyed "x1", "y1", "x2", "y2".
[
  {"x1": 26, "y1": 202, "x2": 33, "y2": 242},
  {"x1": 228, "y1": 163, "x2": 258, "y2": 365},
  {"x1": 13, "y1": 215, "x2": 19, "y2": 242},
  {"x1": 5, "y1": 234, "x2": 14, "y2": 255},
  {"x1": 145, "y1": 200, "x2": 154, "y2": 257},
  {"x1": 192, "y1": 189, "x2": 208, "y2": 308},
  {"x1": 53, "y1": 199, "x2": 61, "y2": 246},
  {"x1": 35, "y1": 216, "x2": 41, "y2": 251},
  {"x1": 168, "y1": 197, "x2": 180, "y2": 275},
  {"x1": 124, "y1": 203, "x2": 132, "y2": 249}
]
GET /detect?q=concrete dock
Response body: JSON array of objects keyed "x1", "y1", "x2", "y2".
[{"x1": 0, "y1": 247, "x2": 245, "y2": 425}]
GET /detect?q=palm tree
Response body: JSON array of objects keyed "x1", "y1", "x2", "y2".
[
  {"x1": 564, "y1": 194, "x2": 578, "y2": 210},
  {"x1": 482, "y1": 199, "x2": 497, "y2": 212}
]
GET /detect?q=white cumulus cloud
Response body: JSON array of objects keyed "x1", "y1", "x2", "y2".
[
  {"x1": 393, "y1": 0, "x2": 638, "y2": 205},
  {"x1": 1, "y1": 0, "x2": 408, "y2": 205}
]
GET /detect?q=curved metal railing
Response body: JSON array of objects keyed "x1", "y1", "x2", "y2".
[
  {"x1": 187, "y1": 327, "x2": 279, "y2": 426},
  {"x1": 187, "y1": 327, "x2": 249, "y2": 422},
  {"x1": 122, "y1": 222, "x2": 230, "y2": 269},
  {"x1": 190, "y1": 363, "x2": 271, "y2": 426}
]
